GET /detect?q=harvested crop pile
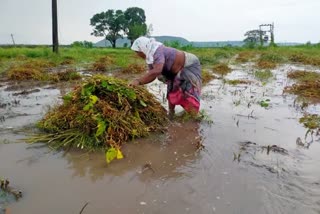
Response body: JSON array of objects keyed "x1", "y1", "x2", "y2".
[
  {"x1": 256, "y1": 60, "x2": 277, "y2": 69},
  {"x1": 7, "y1": 59, "x2": 55, "y2": 80},
  {"x1": 284, "y1": 80, "x2": 320, "y2": 100},
  {"x1": 235, "y1": 51, "x2": 256, "y2": 63},
  {"x1": 121, "y1": 64, "x2": 145, "y2": 74},
  {"x1": 287, "y1": 70, "x2": 320, "y2": 81},
  {"x1": 28, "y1": 75, "x2": 168, "y2": 152},
  {"x1": 285, "y1": 70, "x2": 320, "y2": 101},
  {"x1": 51, "y1": 69, "x2": 81, "y2": 82},
  {"x1": 60, "y1": 56, "x2": 75, "y2": 65},
  {"x1": 289, "y1": 54, "x2": 320, "y2": 67},
  {"x1": 91, "y1": 56, "x2": 114, "y2": 72}
]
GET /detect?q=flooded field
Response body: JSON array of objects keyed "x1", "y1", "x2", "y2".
[{"x1": 1, "y1": 63, "x2": 320, "y2": 214}]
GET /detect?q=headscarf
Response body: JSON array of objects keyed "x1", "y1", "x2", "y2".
[{"x1": 131, "y1": 37, "x2": 163, "y2": 64}]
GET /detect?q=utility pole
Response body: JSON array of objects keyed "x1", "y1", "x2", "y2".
[
  {"x1": 52, "y1": 0, "x2": 59, "y2": 53},
  {"x1": 11, "y1": 34, "x2": 16, "y2": 46},
  {"x1": 259, "y1": 23, "x2": 275, "y2": 46},
  {"x1": 270, "y1": 22, "x2": 275, "y2": 45}
]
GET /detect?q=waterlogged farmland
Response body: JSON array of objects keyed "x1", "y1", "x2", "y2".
[{"x1": 1, "y1": 46, "x2": 320, "y2": 213}]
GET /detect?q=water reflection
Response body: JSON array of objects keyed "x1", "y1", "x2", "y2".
[{"x1": 65, "y1": 121, "x2": 202, "y2": 182}]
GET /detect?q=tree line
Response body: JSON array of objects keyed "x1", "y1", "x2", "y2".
[{"x1": 90, "y1": 7, "x2": 149, "y2": 48}]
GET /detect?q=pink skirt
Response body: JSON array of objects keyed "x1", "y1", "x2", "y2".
[{"x1": 168, "y1": 88, "x2": 200, "y2": 113}]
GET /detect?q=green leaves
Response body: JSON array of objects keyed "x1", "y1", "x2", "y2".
[
  {"x1": 105, "y1": 148, "x2": 124, "y2": 164},
  {"x1": 260, "y1": 99, "x2": 270, "y2": 108},
  {"x1": 81, "y1": 83, "x2": 95, "y2": 97},
  {"x1": 90, "y1": 7, "x2": 147, "y2": 48},
  {"x1": 106, "y1": 148, "x2": 117, "y2": 164},
  {"x1": 100, "y1": 79, "x2": 137, "y2": 101},
  {"x1": 139, "y1": 100, "x2": 147, "y2": 107},
  {"x1": 96, "y1": 120, "x2": 107, "y2": 137},
  {"x1": 83, "y1": 95, "x2": 99, "y2": 111}
]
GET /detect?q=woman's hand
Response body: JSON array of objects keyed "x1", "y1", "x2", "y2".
[{"x1": 129, "y1": 79, "x2": 140, "y2": 86}]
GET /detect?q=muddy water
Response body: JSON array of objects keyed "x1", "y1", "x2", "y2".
[{"x1": 1, "y1": 65, "x2": 320, "y2": 214}]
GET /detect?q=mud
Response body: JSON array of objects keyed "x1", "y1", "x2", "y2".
[{"x1": 1, "y1": 63, "x2": 320, "y2": 214}]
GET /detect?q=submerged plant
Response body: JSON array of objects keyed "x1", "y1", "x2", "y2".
[
  {"x1": 259, "y1": 99, "x2": 270, "y2": 108},
  {"x1": 299, "y1": 114, "x2": 320, "y2": 130},
  {"x1": 254, "y1": 70, "x2": 273, "y2": 81},
  {"x1": 225, "y1": 79, "x2": 252, "y2": 85}
]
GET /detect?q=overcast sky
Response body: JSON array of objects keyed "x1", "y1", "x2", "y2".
[{"x1": 0, "y1": 0, "x2": 319, "y2": 44}]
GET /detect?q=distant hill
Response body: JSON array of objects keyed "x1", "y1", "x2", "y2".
[
  {"x1": 94, "y1": 36, "x2": 190, "y2": 47},
  {"x1": 94, "y1": 36, "x2": 303, "y2": 48},
  {"x1": 191, "y1": 41, "x2": 244, "y2": 47}
]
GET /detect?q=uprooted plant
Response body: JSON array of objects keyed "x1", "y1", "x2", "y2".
[{"x1": 26, "y1": 75, "x2": 168, "y2": 162}]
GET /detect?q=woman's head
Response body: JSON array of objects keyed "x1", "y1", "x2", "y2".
[
  {"x1": 131, "y1": 37, "x2": 162, "y2": 64},
  {"x1": 131, "y1": 36, "x2": 150, "y2": 55}
]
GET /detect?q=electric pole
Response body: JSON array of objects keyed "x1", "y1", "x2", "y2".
[
  {"x1": 259, "y1": 23, "x2": 275, "y2": 46},
  {"x1": 11, "y1": 34, "x2": 16, "y2": 46},
  {"x1": 270, "y1": 22, "x2": 275, "y2": 45},
  {"x1": 52, "y1": 0, "x2": 59, "y2": 53}
]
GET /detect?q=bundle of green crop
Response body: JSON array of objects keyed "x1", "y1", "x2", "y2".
[{"x1": 28, "y1": 75, "x2": 168, "y2": 152}]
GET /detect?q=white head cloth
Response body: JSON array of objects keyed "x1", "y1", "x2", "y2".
[{"x1": 131, "y1": 37, "x2": 162, "y2": 64}]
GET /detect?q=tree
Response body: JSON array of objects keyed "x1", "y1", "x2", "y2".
[
  {"x1": 127, "y1": 24, "x2": 147, "y2": 45},
  {"x1": 244, "y1": 29, "x2": 266, "y2": 48},
  {"x1": 90, "y1": 10, "x2": 125, "y2": 48},
  {"x1": 124, "y1": 7, "x2": 147, "y2": 45},
  {"x1": 71, "y1": 41, "x2": 93, "y2": 48}
]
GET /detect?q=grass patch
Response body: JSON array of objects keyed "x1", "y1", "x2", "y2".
[
  {"x1": 90, "y1": 56, "x2": 115, "y2": 72},
  {"x1": 299, "y1": 114, "x2": 320, "y2": 130},
  {"x1": 212, "y1": 63, "x2": 231, "y2": 76},
  {"x1": 285, "y1": 70, "x2": 320, "y2": 101},
  {"x1": 235, "y1": 51, "x2": 257, "y2": 63},
  {"x1": 121, "y1": 63, "x2": 146, "y2": 74},
  {"x1": 6, "y1": 59, "x2": 81, "y2": 82},
  {"x1": 287, "y1": 70, "x2": 320, "y2": 81},
  {"x1": 7, "y1": 59, "x2": 56, "y2": 81},
  {"x1": 254, "y1": 70, "x2": 273, "y2": 81},
  {"x1": 225, "y1": 79, "x2": 253, "y2": 85},
  {"x1": 289, "y1": 53, "x2": 320, "y2": 67},
  {"x1": 190, "y1": 48, "x2": 236, "y2": 66},
  {"x1": 202, "y1": 69, "x2": 216, "y2": 85},
  {"x1": 26, "y1": 75, "x2": 168, "y2": 154},
  {"x1": 259, "y1": 53, "x2": 284, "y2": 63},
  {"x1": 51, "y1": 69, "x2": 82, "y2": 82},
  {"x1": 256, "y1": 60, "x2": 277, "y2": 69}
]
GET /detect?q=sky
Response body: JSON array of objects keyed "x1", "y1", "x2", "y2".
[{"x1": 0, "y1": 0, "x2": 319, "y2": 45}]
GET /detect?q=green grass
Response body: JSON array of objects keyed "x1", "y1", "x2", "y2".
[
  {"x1": 1, "y1": 44, "x2": 320, "y2": 76},
  {"x1": 254, "y1": 70, "x2": 273, "y2": 81},
  {"x1": 0, "y1": 47, "x2": 140, "y2": 75}
]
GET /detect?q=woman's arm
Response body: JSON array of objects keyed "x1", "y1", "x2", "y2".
[{"x1": 131, "y1": 63, "x2": 164, "y2": 86}]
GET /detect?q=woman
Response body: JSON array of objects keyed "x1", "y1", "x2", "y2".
[{"x1": 130, "y1": 37, "x2": 202, "y2": 117}]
